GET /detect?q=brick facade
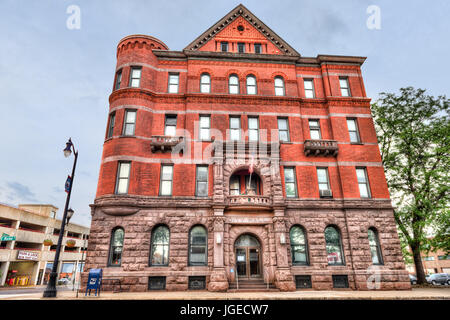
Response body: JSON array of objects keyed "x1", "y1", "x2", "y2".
[{"x1": 84, "y1": 4, "x2": 410, "y2": 292}]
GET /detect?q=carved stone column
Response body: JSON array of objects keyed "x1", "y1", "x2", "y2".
[
  {"x1": 272, "y1": 214, "x2": 295, "y2": 291},
  {"x1": 208, "y1": 212, "x2": 228, "y2": 292}
]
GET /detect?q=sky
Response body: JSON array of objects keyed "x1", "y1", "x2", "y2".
[{"x1": 0, "y1": 0, "x2": 448, "y2": 228}]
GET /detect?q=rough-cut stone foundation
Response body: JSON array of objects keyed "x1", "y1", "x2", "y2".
[{"x1": 81, "y1": 196, "x2": 411, "y2": 292}]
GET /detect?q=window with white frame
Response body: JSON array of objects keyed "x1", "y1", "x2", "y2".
[
  {"x1": 246, "y1": 75, "x2": 257, "y2": 95},
  {"x1": 274, "y1": 76, "x2": 285, "y2": 96},
  {"x1": 200, "y1": 73, "x2": 211, "y2": 93},
  {"x1": 115, "y1": 70, "x2": 122, "y2": 90},
  {"x1": 339, "y1": 77, "x2": 351, "y2": 97},
  {"x1": 356, "y1": 167, "x2": 371, "y2": 198},
  {"x1": 168, "y1": 73, "x2": 179, "y2": 93},
  {"x1": 308, "y1": 119, "x2": 321, "y2": 140},
  {"x1": 199, "y1": 115, "x2": 210, "y2": 140},
  {"x1": 347, "y1": 118, "x2": 361, "y2": 143},
  {"x1": 164, "y1": 115, "x2": 177, "y2": 136},
  {"x1": 248, "y1": 117, "x2": 259, "y2": 141},
  {"x1": 303, "y1": 79, "x2": 315, "y2": 98},
  {"x1": 122, "y1": 110, "x2": 136, "y2": 136},
  {"x1": 278, "y1": 118, "x2": 290, "y2": 142},
  {"x1": 160, "y1": 165, "x2": 173, "y2": 196},
  {"x1": 230, "y1": 116, "x2": 241, "y2": 141},
  {"x1": 195, "y1": 165, "x2": 208, "y2": 197},
  {"x1": 284, "y1": 167, "x2": 297, "y2": 197},
  {"x1": 129, "y1": 67, "x2": 141, "y2": 88},
  {"x1": 229, "y1": 74, "x2": 239, "y2": 94},
  {"x1": 317, "y1": 168, "x2": 330, "y2": 191},
  {"x1": 115, "y1": 162, "x2": 131, "y2": 194}
]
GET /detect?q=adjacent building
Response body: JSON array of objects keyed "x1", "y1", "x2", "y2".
[
  {"x1": 0, "y1": 203, "x2": 89, "y2": 287},
  {"x1": 406, "y1": 248, "x2": 450, "y2": 275},
  {"x1": 84, "y1": 4, "x2": 410, "y2": 291}
]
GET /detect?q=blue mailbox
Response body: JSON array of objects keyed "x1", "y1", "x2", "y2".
[{"x1": 85, "y1": 268, "x2": 102, "y2": 296}]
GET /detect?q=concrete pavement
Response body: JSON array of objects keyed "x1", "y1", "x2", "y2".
[{"x1": 0, "y1": 287, "x2": 448, "y2": 300}]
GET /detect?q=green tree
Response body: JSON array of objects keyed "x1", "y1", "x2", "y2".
[{"x1": 371, "y1": 87, "x2": 449, "y2": 284}]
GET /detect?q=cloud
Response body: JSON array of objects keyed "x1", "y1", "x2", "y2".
[{"x1": 5, "y1": 181, "x2": 37, "y2": 202}]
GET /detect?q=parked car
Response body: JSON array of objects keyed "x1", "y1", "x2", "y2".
[
  {"x1": 426, "y1": 273, "x2": 449, "y2": 285},
  {"x1": 409, "y1": 274, "x2": 417, "y2": 285},
  {"x1": 57, "y1": 278, "x2": 70, "y2": 285}
]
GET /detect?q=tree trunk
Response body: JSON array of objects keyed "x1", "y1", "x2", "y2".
[{"x1": 411, "y1": 243, "x2": 427, "y2": 284}]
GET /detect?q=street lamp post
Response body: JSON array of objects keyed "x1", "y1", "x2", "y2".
[{"x1": 43, "y1": 138, "x2": 78, "y2": 298}]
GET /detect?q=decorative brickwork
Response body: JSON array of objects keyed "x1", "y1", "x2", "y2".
[{"x1": 83, "y1": 4, "x2": 410, "y2": 292}]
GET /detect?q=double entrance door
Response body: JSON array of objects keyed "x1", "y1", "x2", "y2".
[
  {"x1": 236, "y1": 247, "x2": 260, "y2": 278},
  {"x1": 235, "y1": 234, "x2": 262, "y2": 279}
]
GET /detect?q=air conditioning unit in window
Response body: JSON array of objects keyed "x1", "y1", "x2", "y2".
[{"x1": 319, "y1": 189, "x2": 333, "y2": 198}]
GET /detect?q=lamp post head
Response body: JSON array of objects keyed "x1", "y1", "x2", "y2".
[
  {"x1": 66, "y1": 208, "x2": 74, "y2": 224},
  {"x1": 63, "y1": 140, "x2": 73, "y2": 158}
]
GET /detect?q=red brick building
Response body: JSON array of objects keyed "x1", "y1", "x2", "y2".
[{"x1": 85, "y1": 4, "x2": 410, "y2": 291}]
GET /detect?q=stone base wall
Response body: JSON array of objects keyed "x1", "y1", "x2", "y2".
[{"x1": 83, "y1": 201, "x2": 410, "y2": 292}]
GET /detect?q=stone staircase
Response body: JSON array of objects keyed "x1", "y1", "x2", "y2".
[{"x1": 228, "y1": 278, "x2": 279, "y2": 292}]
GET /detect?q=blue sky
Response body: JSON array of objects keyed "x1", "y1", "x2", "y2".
[{"x1": 0, "y1": 0, "x2": 448, "y2": 227}]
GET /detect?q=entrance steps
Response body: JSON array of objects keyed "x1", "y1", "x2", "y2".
[{"x1": 228, "y1": 278, "x2": 279, "y2": 292}]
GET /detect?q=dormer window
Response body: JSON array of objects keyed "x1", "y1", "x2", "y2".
[
  {"x1": 238, "y1": 42, "x2": 245, "y2": 53},
  {"x1": 221, "y1": 42, "x2": 228, "y2": 52},
  {"x1": 254, "y1": 43, "x2": 261, "y2": 54}
]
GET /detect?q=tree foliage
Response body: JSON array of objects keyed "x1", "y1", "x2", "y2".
[{"x1": 371, "y1": 87, "x2": 449, "y2": 282}]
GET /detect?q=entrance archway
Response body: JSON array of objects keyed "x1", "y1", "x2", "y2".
[{"x1": 234, "y1": 234, "x2": 261, "y2": 279}]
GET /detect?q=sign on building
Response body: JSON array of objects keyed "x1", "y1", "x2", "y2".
[
  {"x1": 17, "y1": 250, "x2": 39, "y2": 261},
  {"x1": 1, "y1": 233, "x2": 16, "y2": 241}
]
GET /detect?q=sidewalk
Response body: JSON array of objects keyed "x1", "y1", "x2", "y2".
[{"x1": 1, "y1": 287, "x2": 448, "y2": 300}]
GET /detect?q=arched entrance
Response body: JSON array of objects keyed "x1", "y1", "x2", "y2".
[{"x1": 235, "y1": 234, "x2": 261, "y2": 279}]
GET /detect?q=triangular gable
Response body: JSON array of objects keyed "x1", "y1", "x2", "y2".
[{"x1": 184, "y1": 4, "x2": 300, "y2": 56}]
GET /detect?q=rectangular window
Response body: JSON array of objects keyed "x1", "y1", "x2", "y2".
[
  {"x1": 303, "y1": 79, "x2": 315, "y2": 98},
  {"x1": 438, "y1": 255, "x2": 449, "y2": 260},
  {"x1": 346, "y1": 118, "x2": 361, "y2": 143},
  {"x1": 107, "y1": 112, "x2": 115, "y2": 139},
  {"x1": 238, "y1": 42, "x2": 245, "y2": 53},
  {"x1": 196, "y1": 165, "x2": 208, "y2": 197},
  {"x1": 168, "y1": 73, "x2": 179, "y2": 93},
  {"x1": 148, "y1": 276, "x2": 166, "y2": 290},
  {"x1": 199, "y1": 115, "x2": 210, "y2": 140},
  {"x1": 284, "y1": 167, "x2": 297, "y2": 198},
  {"x1": 295, "y1": 275, "x2": 312, "y2": 289},
  {"x1": 332, "y1": 275, "x2": 349, "y2": 288},
  {"x1": 122, "y1": 110, "x2": 136, "y2": 136},
  {"x1": 115, "y1": 162, "x2": 130, "y2": 194},
  {"x1": 164, "y1": 115, "x2": 177, "y2": 136},
  {"x1": 308, "y1": 119, "x2": 321, "y2": 140},
  {"x1": 229, "y1": 175, "x2": 240, "y2": 195},
  {"x1": 221, "y1": 42, "x2": 228, "y2": 52},
  {"x1": 356, "y1": 167, "x2": 371, "y2": 198},
  {"x1": 159, "y1": 165, "x2": 173, "y2": 196},
  {"x1": 317, "y1": 168, "x2": 330, "y2": 191},
  {"x1": 339, "y1": 77, "x2": 351, "y2": 97},
  {"x1": 188, "y1": 276, "x2": 206, "y2": 290},
  {"x1": 278, "y1": 118, "x2": 290, "y2": 142},
  {"x1": 423, "y1": 256, "x2": 435, "y2": 261},
  {"x1": 114, "y1": 70, "x2": 122, "y2": 90},
  {"x1": 129, "y1": 67, "x2": 141, "y2": 88},
  {"x1": 254, "y1": 43, "x2": 261, "y2": 54},
  {"x1": 230, "y1": 116, "x2": 241, "y2": 141},
  {"x1": 248, "y1": 117, "x2": 259, "y2": 142}
]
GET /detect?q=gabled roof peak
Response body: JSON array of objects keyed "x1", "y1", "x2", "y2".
[{"x1": 184, "y1": 4, "x2": 300, "y2": 56}]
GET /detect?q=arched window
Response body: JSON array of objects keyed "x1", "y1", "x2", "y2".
[
  {"x1": 274, "y1": 76, "x2": 285, "y2": 96},
  {"x1": 108, "y1": 227, "x2": 124, "y2": 266},
  {"x1": 246, "y1": 75, "x2": 257, "y2": 95},
  {"x1": 189, "y1": 225, "x2": 207, "y2": 266},
  {"x1": 325, "y1": 225, "x2": 344, "y2": 265},
  {"x1": 150, "y1": 225, "x2": 170, "y2": 266},
  {"x1": 229, "y1": 74, "x2": 239, "y2": 94},
  {"x1": 290, "y1": 226, "x2": 308, "y2": 265},
  {"x1": 368, "y1": 228, "x2": 383, "y2": 265},
  {"x1": 200, "y1": 73, "x2": 211, "y2": 93}
]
